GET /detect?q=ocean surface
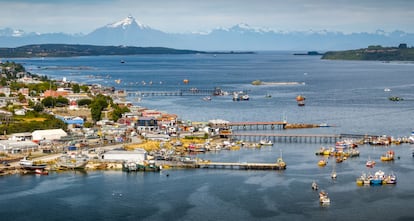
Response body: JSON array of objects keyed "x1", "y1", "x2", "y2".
[{"x1": 1, "y1": 52, "x2": 414, "y2": 221}]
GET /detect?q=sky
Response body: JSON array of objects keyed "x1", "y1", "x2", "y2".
[{"x1": 1, "y1": 0, "x2": 414, "y2": 34}]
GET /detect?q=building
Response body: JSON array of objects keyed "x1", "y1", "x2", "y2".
[
  {"x1": 101, "y1": 148, "x2": 147, "y2": 163},
  {"x1": 32, "y1": 129, "x2": 68, "y2": 142},
  {"x1": 136, "y1": 117, "x2": 158, "y2": 132},
  {"x1": 0, "y1": 140, "x2": 39, "y2": 153}
]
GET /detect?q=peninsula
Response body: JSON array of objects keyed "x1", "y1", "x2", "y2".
[
  {"x1": 0, "y1": 44, "x2": 253, "y2": 58},
  {"x1": 322, "y1": 44, "x2": 414, "y2": 61}
]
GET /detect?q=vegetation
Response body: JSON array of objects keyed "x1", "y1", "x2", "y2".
[
  {"x1": 322, "y1": 44, "x2": 414, "y2": 61},
  {"x1": 0, "y1": 44, "x2": 205, "y2": 58},
  {"x1": 0, "y1": 112, "x2": 67, "y2": 134}
]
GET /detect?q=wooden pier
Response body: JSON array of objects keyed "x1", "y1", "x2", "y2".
[
  {"x1": 196, "y1": 159, "x2": 286, "y2": 170},
  {"x1": 227, "y1": 121, "x2": 287, "y2": 130},
  {"x1": 126, "y1": 88, "x2": 249, "y2": 97},
  {"x1": 229, "y1": 133, "x2": 379, "y2": 144}
]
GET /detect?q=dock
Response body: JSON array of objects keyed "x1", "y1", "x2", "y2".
[{"x1": 196, "y1": 158, "x2": 286, "y2": 170}]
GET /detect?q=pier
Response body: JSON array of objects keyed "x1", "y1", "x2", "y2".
[
  {"x1": 227, "y1": 121, "x2": 287, "y2": 130},
  {"x1": 126, "y1": 88, "x2": 249, "y2": 97},
  {"x1": 228, "y1": 133, "x2": 379, "y2": 144},
  {"x1": 196, "y1": 159, "x2": 286, "y2": 170}
]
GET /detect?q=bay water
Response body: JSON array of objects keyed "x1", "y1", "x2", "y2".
[{"x1": 1, "y1": 52, "x2": 414, "y2": 220}]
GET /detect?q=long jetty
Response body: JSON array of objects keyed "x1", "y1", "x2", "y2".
[
  {"x1": 196, "y1": 161, "x2": 286, "y2": 170},
  {"x1": 126, "y1": 88, "x2": 249, "y2": 97},
  {"x1": 229, "y1": 133, "x2": 379, "y2": 144}
]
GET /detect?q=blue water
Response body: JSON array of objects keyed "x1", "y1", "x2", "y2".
[{"x1": 2, "y1": 52, "x2": 414, "y2": 221}]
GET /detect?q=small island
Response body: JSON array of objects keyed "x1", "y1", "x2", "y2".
[
  {"x1": 293, "y1": 51, "x2": 324, "y2": 56},
  {"x1": 322, "y1": 44, "x2": 414, "y2": 61}
]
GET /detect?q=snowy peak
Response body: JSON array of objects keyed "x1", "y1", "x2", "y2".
[{"x1": 106, "y1": 15, "x2": 148, "y2": 30}]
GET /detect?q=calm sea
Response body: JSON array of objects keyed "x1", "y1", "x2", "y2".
[{"x1": 1, "y1": 52, "x2": 414, "y2": 221}]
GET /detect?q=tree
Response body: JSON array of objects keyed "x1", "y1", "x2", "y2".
[
  {"x1": 77, "y1": 98, "x2": 92, "y2": 106},
  {"x1": 42, "y1": 96, "x2": 56, "y2": 108},
  {"x1": 72, "y1": 83, "x2": 80, "y2": 93},
  {"x1": 89, "y1": 94, "x2": 110, "y2": 122}
]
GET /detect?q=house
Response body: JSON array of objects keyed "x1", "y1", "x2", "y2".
[
  {"x1": 136, "y1": 117, "x2": 158, "y2": 132},
  {"x1": 9, "y1": 132, "x2": 32, "y2": 141}
]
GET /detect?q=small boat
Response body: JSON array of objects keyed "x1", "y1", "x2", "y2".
[
  {"x1": 203, "y1": 96, "x2": 212, "y2": 101},
  {"x1": 370, "y1": 170, "x2": 385, "y2": 185},
  {"x1": 383, "y1": 173, "x2": 397, "y2": 184},
  {"x1": 319, "y1": 190, "x2": 330, "y2": 205},
  {"x1": 233, "y1": 91, "x2": 249, "y2": 101},
  {"x1": 259, "y1": 139, "x2": 273, "y2": 146},
  {"x1": 35, "y1": 169, "x2": 49, "y2": 175},
  {"x1": 380, "y1": 150, "x2": 395, "y2": 161},
  {"x1": 331, "y1": 171, "x2": 337, "y2": 179},
  {"x1": 384, "y1": 88, "x2": 391, "y2": 92},
  {"x1": 296, "y1": 95, "x2": 305, "y2": 106},
  {"x1": 312, "y1": 181, "x2": 318, "y2": 190},
  {"x1": 318, "y1": 159, "x2": 327, "y2": 167},
  {"x1": 366, "y1": 157, "x2": 376, "y2": 168}
]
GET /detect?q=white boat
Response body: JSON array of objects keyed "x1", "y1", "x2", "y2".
[
  {"x1": 319, "y1": 190, "x2": 330, "y2": 205},
  {"x1": 384, "y1": 88, "x2": 391, "y2": 92},
  {"x1": 19, "y1": 157, "x2": 33, "y2": 166},
  {"x1": 259, "y1": 139, "x2": 273, "y2": 146},
  {"x1": 312, "y1": 181, "x2": 318, "y2": 190}
]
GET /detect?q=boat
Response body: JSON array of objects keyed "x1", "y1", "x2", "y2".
[
  {"x1": 383, "y1": 172, "x2": 397, "y2": 184},
  {"x1": 319, "y1": 190, "x2": 330, "y2": 205},
  {"x1": 331, "y1": 164, "x2": 337, "y2": 179},
  {"x1": 409, "y1": 130, "x2": 414, "y2": 144},
  {"x1": 312, "y1": 181, "x2": 318, "y2": 190},
  {"x1": 233, "y1": 91, "x2": 249, "y2": 101},
  {"x1": 296, "y1": 95, "x2": 305, "y2": 106},
  {"x1": 56, "y1": 154, "x2": 89, "y2": 170},
  {"x1": 203, "y1": 96, "x2": 212, "y2": 101},
  {"x1": 265, "y1": 93, "x2": 272, "y2": 98},
  {"x1": 259, "y1": 139, "x2": 273, "y2": 146},
  {"x1": 366, "y1": 157, "x2": 376, "y2": 168},
  {"x1": 370, "y1": 170, "x2": 385, "y2": 185},
  {"x1": 317, "y1": 159, "x2": 327, "y2": 167},
  {"x1": 35, "y1": 169, "x2": 49, "y2": 175},
  {"x1": 384, "y1": 88, "x2": 391, "y2": 92},
  {"x1": 380, "y1": 150, "x2": 395, "y2": 161},
  {"x1": 19, "y1": 157, "x2": 47, "y2": 170}
]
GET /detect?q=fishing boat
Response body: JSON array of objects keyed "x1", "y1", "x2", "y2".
[
  {"x1": 312, "y1": 181, "x2": 318, "y2": 190},
  {"x1": 317, "y1": 159, "x2": 327, "y2": 167},
  {"x1": 366, "y1": 157, "x2": 376, "y2": 168},
  {"x1": 56, "y1": 154, "x2": 89, "y2": 170},
  {"x1": 19, "y1": 157, "x2": 47, "y2": 170},
  {"x1": 370, "y1": 170, "x2": 385, "y2": 185},
  {"x1": 259, "y1": 139, "x2": 273, "y2": 146},
  {"x1": 380, "y1": 150, "x2": 395, "y2": 161},
  {"x1": 383, "y1": 172, "x2": 397, "y2": 184},
  {"x1": 296, "y1": 95, "x2": 305, "y2": 106},
  {"x1": 319, "y1": 190, "x2": 330, "y2": 205}
]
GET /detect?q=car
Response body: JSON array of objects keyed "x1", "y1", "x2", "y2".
[{"x1": 1, "y1": 161, "x2": 10, "y2": 166}]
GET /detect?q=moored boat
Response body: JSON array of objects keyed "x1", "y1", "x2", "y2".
[
  {"x1": 319, "y1": 190, "x2": 330, "y2": 205},
  {"x1": 317, "y1": 159, "x2": 327, "y2": 167},
  {"x1": 56, "y1": 154, "x2": 89, "y2": 170},
  {"x1": 366, "y1": 157, "x2": 376, "y2": 168},
  {"x1": 312, "y1": 181, "x2": 318, "y2": 190},
  {"x1": 380, "y1": 150, "x2": 395, "y2": 161}
]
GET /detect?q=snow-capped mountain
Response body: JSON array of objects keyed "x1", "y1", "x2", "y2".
[
  {"x1": 106, "y1": 15, "x2": 150, "y2": 30},
  {"x1": 0, "y1": 15, "x2": 413, "y2": 51}
]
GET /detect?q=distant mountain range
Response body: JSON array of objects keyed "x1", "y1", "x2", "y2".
[{"x1": 1, "y1": 15, "x2": 413, "y2": 51}]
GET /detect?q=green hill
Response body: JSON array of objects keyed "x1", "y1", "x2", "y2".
[
  {"x1": 0, "y1": 44, "x2": 205, "y2": 58},
  {"x1": 322, "y1": 45, "x2": 414, "y2": 61}
]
